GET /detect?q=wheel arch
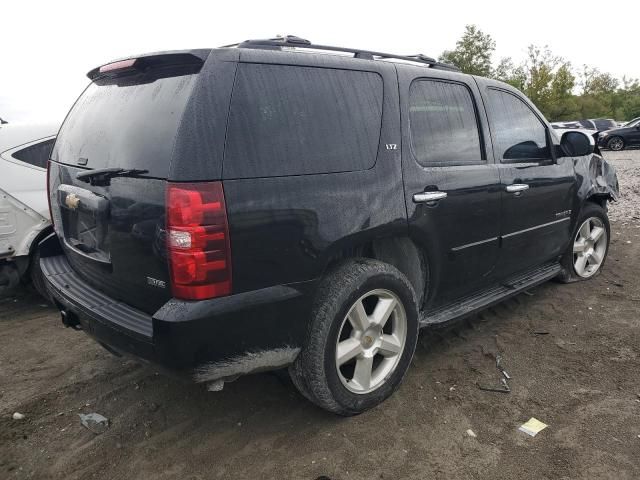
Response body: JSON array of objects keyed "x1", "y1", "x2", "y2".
[
  {"x1": 28, "y1": 224, "x2": 54, "y2": 257},
  {"x1": 323, "y1": 235, "x2": 428, "y2": 307},
  {"x1": 584, "y1": 194, "x2": 610, "y2": 209}
]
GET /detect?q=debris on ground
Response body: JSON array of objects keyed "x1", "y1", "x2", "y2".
[
  {"x1": 477, "y1": 353, "x2": 512, "y2": 393},
  {"x1": 466, "y1": 429, "x2": 477, "y2": 438},
  {"x1": 477, "y1": 378, "x2": 511, "y2": 393},
  {"x1": 12, "y1": 412, "x2": 25, "y2": 420},
  {"x1": 518, "y1": 418, "x2": 548, "y2": 437},
  {"x1": 79, "y1": 413, "x2": 110, "y2": 434}
]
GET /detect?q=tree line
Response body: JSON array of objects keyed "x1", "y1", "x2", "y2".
[{"x1": 439, "y1": 25, "x2": 640, "y2": 122}]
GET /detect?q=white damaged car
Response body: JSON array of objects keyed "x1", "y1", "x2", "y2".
[{"x1": 0, "y1": 122, "x2": 58, "y2": 299}]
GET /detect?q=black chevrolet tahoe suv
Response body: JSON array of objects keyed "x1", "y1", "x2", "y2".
[{"x1": 40, "y1": 36, "x2": 619, "y2": 415}]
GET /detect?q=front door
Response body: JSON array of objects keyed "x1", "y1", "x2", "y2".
[
  {"x1": 480, "y1": 85, "x2": 576, "y2": 278},
  {"x1": 400, "y1": 71, "x2": 501, "y2": 308},
  {"x1": 625, "y1": 122, "x2": 640, "y2": 146}
]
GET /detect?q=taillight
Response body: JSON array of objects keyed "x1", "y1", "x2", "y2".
[{"x1": 166, "y1": 182, "x2": 232, "y2": 300}]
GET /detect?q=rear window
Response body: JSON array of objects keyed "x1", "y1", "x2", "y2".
[
  {"x1": 52, "y1": 74, "x2": 198, "y2": 178},
  {"x1": 224, "y1": 64, "x2": 383, "y2": 178},
  {"x1": 12, "y1": 138, "x2": 55, "y2": 168}
]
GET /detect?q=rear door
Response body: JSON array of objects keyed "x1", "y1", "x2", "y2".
[
  {"x1": 479, "y1": 83, "x2": 575, "y2": 277},
  {"x1": 48, "y1": 52, "x2": 218, "y2": 314},
  {"x1": 399, "y1": 68, "x2": 501, "y2": 307}
]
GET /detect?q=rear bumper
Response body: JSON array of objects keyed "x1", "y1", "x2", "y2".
[{"x1": 39, "y1": 233, "x2": 313, "y2": 382}]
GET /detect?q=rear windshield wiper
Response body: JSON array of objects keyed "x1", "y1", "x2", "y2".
[{"x1": 76, "y1": 167, "x2": 149, "y2": 186}]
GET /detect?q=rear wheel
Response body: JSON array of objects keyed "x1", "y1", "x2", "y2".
[
  {"x1": 607, "y1": 136, "x2": 624, "y2": 151},
  {"x1": 290, "y1": 259, "x2": 419, "y2": 416},
  {"x1": 558, "y1": 202, "x2": 610, "y2": 282}
]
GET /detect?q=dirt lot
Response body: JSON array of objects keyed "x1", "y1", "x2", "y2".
[{"x1": 1, "y1": 151, "x2": 639, "y2": 480}]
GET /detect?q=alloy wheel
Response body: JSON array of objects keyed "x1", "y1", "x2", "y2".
[
  {"x1": 608, "y1": 137, "x2": 624, "y2": 151},
  {"x1": 335, "y1": 289, "x2": 407, "y2": 394},
  {"x1": 573, "y1": 217, "x2": 608, "y2": 278}
]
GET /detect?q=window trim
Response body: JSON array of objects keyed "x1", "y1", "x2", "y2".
[
  {"x1": 486, "y1": 87, "x2": 554, "y2": 165},
  {"x1": 408, "y1": 78, "x2": 486, "y2": 168}
]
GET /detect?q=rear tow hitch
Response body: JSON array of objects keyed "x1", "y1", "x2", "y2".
[{"x1": 60, "y1": 309, "x2": 82, "y2": 330}]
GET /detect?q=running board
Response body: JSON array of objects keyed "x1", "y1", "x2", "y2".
[{"x1": 420, "y1": 262, "x2": 562, "y2": 327}]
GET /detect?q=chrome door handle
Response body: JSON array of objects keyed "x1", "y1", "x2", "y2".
[
  {"x1": 413, "y1": 191, "x2": 447, "y2": 203},
  {"x1": 506, "y1": 184, "x2": 529, "y2": 193}
]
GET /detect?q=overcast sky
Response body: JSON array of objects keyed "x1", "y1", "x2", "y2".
[{"x1": 1, "y1": 0, "x2": 637, "y2": 124}]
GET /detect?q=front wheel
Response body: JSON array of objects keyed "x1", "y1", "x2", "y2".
[
  {"x1": 290, "y1": 259, "x2": 419, "y2": 416},
  {"x1": 558, "y1": 202, "x2": 610, "y2": 282}
]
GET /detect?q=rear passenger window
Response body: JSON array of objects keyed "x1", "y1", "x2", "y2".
[
  {"x1": 224, "y1": 64, "x2": 383, "y2": 178},
  {"x1": 409, "y1": 80, "x2": 482, "y2": 166},
  {"x1": 12, "y1": 138, "x2": 55, "y2": 169},
  {"x1": 486, "y1": 89, "x2": 550, "y2": 161}
]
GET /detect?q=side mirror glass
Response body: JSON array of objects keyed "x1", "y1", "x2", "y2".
[{"x1": 560, "y1": 131, "x2": 594, "y2": 157}]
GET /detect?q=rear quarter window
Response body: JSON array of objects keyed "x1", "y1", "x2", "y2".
[
  {"x1": 12, "y1": 138, "x2": 55, "y2": 168},
  {"x1": 224, "y1": 64, "x2": 383, "y2": 178}
]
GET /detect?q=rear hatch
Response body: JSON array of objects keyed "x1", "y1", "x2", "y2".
[{"x1": 49, "y1": 52, "x2": 209, "y2": 314}]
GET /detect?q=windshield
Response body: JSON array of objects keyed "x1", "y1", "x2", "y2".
[{"x1": 625, "y1": 118, "x2": 640, "y2": 128}]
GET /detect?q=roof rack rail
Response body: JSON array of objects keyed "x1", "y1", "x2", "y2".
[{"x1": 224, "y1": 35, "x2": 460, "y2": 72}]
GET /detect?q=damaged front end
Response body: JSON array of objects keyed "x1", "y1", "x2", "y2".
[{"x1": 574, "y1": 153, "x2": 619, "y2": 203}]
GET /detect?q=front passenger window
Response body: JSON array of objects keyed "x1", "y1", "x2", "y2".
[{"x1": 486, "y1": 89, "x2": 549, "y2": 161}]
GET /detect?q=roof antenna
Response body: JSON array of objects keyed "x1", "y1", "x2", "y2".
[{"x1": 0, "y1": 117, "x2": 7, "y2": 124}]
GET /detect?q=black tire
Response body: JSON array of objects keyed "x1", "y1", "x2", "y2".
[
  {"x1": 29, "y1": 250, "x2": 53, "y2": 303},
  {"x1": 290, "y1": 258, "x2": 419, "y2": 416},
  {"x1": 558, "y1": 202, "x2": 610, "y2": 283},
  {"x1": 607, "y1": 136, "x2": 625, "y2": 151}
]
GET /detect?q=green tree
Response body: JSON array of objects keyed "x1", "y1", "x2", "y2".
[
  {"x1": 581, "y1": 66, "x2": 619, "y2": 95},
  {"x1": 501, "y1": 45, "x2": 577, "y2": 120},
  {"x1": 576, "y1": 66, "x2": 621, "y2": 119},
  {"x1": 440, "y1": 27, "x2": 638, "y2": 122},
  {"x1": 494, "y1": 57, "x2": 526, "y2": 90},
  {"x1": 547, "y1": 64, "x2": 578, "y2": 120},
  {"x1": 439, "y1": 25, "x2": 495, "y2": 77}
]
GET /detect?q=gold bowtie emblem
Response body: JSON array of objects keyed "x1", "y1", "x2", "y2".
[{"x1": 65, "y1": 193, "x2": 80, "y2": 210}]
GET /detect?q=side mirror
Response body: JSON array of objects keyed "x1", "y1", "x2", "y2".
[{"x1": 560, "y1": 131, "x2": 594, "y2": 157}]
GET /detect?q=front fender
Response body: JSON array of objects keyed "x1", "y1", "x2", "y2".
[{"x1": 574, "y1": 154, "x2": 619, "y2": 204}]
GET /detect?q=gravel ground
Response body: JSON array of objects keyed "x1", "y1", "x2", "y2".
[
  {"x1": 1, "y1": 150, "x2": 639, "y2": 480},
  {"x1": 604, "y1": 149, "x2": 640, "y2": 223}
]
